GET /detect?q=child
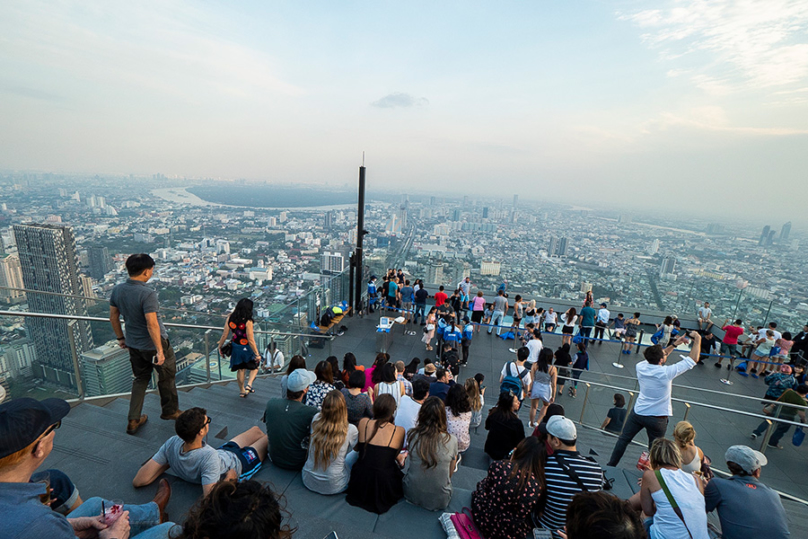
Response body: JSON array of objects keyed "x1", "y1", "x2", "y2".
[
  {"x1": 570, "y1": 342, "x2": 589, "y2": 398},
  {"x1": 482, "y1": 303, "x2": 493, "y2": 333},
  {"x1": 601, "y1": 393, "x2": 627, "y2": 434}
]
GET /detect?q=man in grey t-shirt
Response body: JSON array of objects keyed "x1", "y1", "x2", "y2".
[
  {"x1": 109, "y1": 254, "x2": 180, "y2": 434},
  {"x1": 488, "y1": 290, "x2": 509, "y2": 336},
  {"x1": 704, "y1": 445, "x2": 790, "y2": 539},
  {"x1": 133, "y1": 407, "x2": 267, "y2": 497}
]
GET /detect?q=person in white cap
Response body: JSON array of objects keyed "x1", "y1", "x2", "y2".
[
  {"x1": 263, "y1": 369, "x2": 318, "y2": 470},
  {"x1": 537, "y1": 416, "x2": 605, "y2": 534},
  {"x1": 704, "y1": 445, "x2": 790, "y2": 539}
]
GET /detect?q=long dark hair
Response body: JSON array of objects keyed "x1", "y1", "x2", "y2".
[
  {"x1": 230, "y1": 298, "x2": 254, "y2": 326},
  {"x1": 371, "y1": 353, "x2": 390, "y2": 385},
  {"x1": 314, "y1": 361, "x2": 333, "y2": 385},
  {"x1": 362, "y1": 394, "x2": 397, "y2": 457},
  {"x1": 404, "y1": 357, "x2": 420, "y2": 375},
  {"x1": 565, "y1": 307, "x2": 577, "y2": 323},
  {"x1": 446, "y1": 383, "x2": 471, "y2": 416},
  {"x1": 489, "y1": 391, "x2": 517, "y2": 420},
  {"x1": 325, "y1": 356, "x2": 341, "y2": 381},
  {"x1": 180, "y1": 480, "x2": 292, "y2": 539},
  {"x1": 343, "y1": 352, "x2": 358, "y2": 373},
  {"x1": 508, "y1": 437, "x2": 546, "y2": 493},
  {"x1": 537, "y1": 348, "x2": 553, "y2": 374},
  {"x1": 286, "y1": 355, "x2": 306, "y2": 375},
  {"x1": 555, "y1": 344, "x2": 571, "y2": 365},
  {"x1": 408, "y1": 397, "x2": 450, "y2": 468}
]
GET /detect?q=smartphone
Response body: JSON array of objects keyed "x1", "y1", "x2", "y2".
[{"x1": 152, "y1": 354, "x2": 160, "y2": 364}]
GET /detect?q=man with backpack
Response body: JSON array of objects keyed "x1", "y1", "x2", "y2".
[{"x1": 500, "y1": 347, "x2": 531, "y2": 406}]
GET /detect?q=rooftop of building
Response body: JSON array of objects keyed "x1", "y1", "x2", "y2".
[{"x1": 36, "y1": 309, "x2": 808, "y2": 539}]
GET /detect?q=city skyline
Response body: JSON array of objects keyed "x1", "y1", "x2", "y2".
[{"x1": 1, "y1": 1, "x2": 807, "y2": 218}]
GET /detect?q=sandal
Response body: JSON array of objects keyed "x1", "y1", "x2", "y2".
[
  {"x1": 245, "y1": 385, "x2": 255, "y2": 393},
  {"x1": 239, "y1": 392, "x2": 248, "y2": 398}
]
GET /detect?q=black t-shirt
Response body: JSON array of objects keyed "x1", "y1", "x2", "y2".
[
  {"x1": 381, "y1": 281, "x2": 390, "y2": 296},
  {"x1": 484, "y1": 412, "x2": 525, "y2": 460},
  {"x1": 605, "y1": 407, "x2": 626, "y2": 433},
  {"x1": 414, "y1": 288, "x2": 429, "y2": 304}
]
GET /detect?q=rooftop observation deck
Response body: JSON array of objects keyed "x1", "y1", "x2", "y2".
[{"x1": 35, "y1": 308, "x2": 808, "y2": 539}]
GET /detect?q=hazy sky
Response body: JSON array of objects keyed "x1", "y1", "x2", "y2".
[{"x1": 1, "y1": 1, "x2": 807, "y2": 217}]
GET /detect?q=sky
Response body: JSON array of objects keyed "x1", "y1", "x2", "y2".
[{"x1": 1, "y1": 0, "x2": 807, "y2": 219}]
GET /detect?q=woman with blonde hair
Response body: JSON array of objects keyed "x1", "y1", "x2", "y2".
[
  {"x1": 465, "y1": 377, "x2": 484, "y2": 431},
  {"x1": 630, "y1": 438, "x2": 709, "y2": 539},
  {"x1": 302, "y1": 390, "x2": 358, "y2": 495},
  {"x1": 673, "y1": 421, "x2": 707, "y2": 476}
]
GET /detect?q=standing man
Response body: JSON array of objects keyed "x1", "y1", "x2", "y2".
[
  {"x1": 697, "y1": 301, "x2": 714, "y2": 332},
  {"x1": 715, "y1": 319, "x2": 744, "y2": 369},
  {"x1": 579, "y1": 302, "x2": 597, "y2": 344},
  {"x1": 434, "y1": 285, "x2": 448, "y2": 309},
  {"x1": 488, "y1": 290, "x2": 509, "y2": 336},
  {"x1": 400, "y1": 280, "x2": 414, "y2": 324},
  {"x1": 367, "y1": 276, "x2": 378, "y2": 313},
  {"x1": 110, "y1": 254, "x2": 181, "y2": 435},
  {"x1": 607, "y1": 331, "x2": 702, "y2": 467},
  {"x1": 791, "y1": 323, "x2": 808, "y2": 364},
  {"x1": 413, "y1": 283, "x2": 429, "y2": 325},
  {"x1": 458, "y1": 277, "x2": 472, "y2": 310},
  {"x1": 593, "y1": 303, "x2": 610, "y2": 344}
]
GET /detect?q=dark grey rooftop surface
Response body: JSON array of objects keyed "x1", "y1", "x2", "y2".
[{"x1": 45, "y1": 312, "x2": 808, "y2": 538}]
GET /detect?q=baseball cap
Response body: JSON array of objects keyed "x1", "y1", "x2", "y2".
[
  {"x1": 539, "y1": 415, "x2": 577, "y2": 441},
  {"x1": 725, "y1": 445, "x2": 767, "y2": 474},
  {"x1": 287, "y1": 369, "x2": 317, "y2": 392},
  {"x1": 0, "y1": 398, "x2": 70, "y2": 459}
]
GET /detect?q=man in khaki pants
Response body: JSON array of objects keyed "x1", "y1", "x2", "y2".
[{"x1": 110, "y1": 254, "x2": 181, "y2": 435}]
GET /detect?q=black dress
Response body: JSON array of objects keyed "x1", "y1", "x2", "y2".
[{"x1": 345, "y1": 423, "x2": 404, "y2": 514}]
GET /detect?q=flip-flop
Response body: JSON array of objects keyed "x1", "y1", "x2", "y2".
[
  {"x1": 245, "y1": 385, "x2": 255, "y2": 393},
  {"x1": 239, "y1": 393, "x2": 248, "y2": 398}
]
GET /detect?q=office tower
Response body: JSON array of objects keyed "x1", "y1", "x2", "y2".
[
  {"x1": 0, "y1": 253, "x2": 25, "y2": 302},
  {"x1": 660, "y1": 256, "x2": 676, "y2": 277},
  {"x1": 430, "y1": 196, "x2": 436, "y2": 206},
  {"x1": 397, "y1": 204, "x2": 408, "y2": 230},
  {"x1": 88, "y1": 246, "x2": 110, "y2": 280},
  {"x1": 324, "y1": 211, "x2": 334, "y2": 229},
  {"x1": 216, "y1": 239, "x2": 230, "y2": 254},
  {"x1": 780, "y1": 222, "x2": 792, "y2": 243},
  {"x1": 548, "y1": 236, "x2": 558, "y2": 257},
  {"x1": 278, "y1": 211, "x2": 288, "y2": 223},
  {"x1": 79, "y1": 276, "x2": 95, "y2": 298},
  {"x1": 452, "y1": 209, "x2": 462, "y2": 221},
  {"x1": 480, "y1": 260, "x2": 501, "y2": 276},
  {"x1": 580, "y1": 282, "x2": 593, "y2": 294},
  {"x1": 759, "y1": 225, "x2": 770, "y2": 246},
  {"x1": 482, "y1": 207, "x2": 489, "y2": 219},
  {"x1": 426, "y1": 262, "x2": 445, "y2": 284},
  {"x1": 513, "y1": 194, "x2": 518, "y2": 208},
  {"x1": 557, "y1": 237, "x2": 569, "y2": 257},
  {"x1": 321, "y1": 252, "x2": 345, "y2": 274},
  {"x1": 648, "y1": 239, "x2": 660, "y2": 255},
  {"x1": 13, "y1": 224, "x2": 93, "y2": 389},
  {"x1": 80, "y1": 343, "x2": 132, "y2": 397}
]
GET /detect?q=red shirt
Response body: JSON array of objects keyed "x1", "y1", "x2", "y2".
[
  {"x1": 722, "y1": 325, "x2": 744, "y2": 345},
  {"x1": 434, "y1": 291, "x2": 448, "y2": 306}
]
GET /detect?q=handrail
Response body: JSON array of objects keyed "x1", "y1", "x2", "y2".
[{"x1": 0, "y1": 310, "x2": 336, "y2": 339}]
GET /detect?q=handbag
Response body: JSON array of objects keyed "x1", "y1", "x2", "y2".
[
  {"x1": 794, "y1": 427, "x2": 805, "y2": 447},
  {"x1": 449, "y1": 507, "x2": 484, "y2": 539},
  {"x1": 220, "y1": 342, "x2": 232, "y2": 357},
  {"x1": 655, "y1": 470, "x2": 693, "y2": 539}
]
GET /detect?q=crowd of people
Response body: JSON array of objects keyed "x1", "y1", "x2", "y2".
[{"x1": 0, "y1": 258, "x2": 804, "y2": 539}]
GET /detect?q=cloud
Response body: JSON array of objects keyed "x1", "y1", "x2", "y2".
[
  {"x1": 371, "y1": 92, "x2": 429, "y2": 109},
  {"x1": 618, "y1": 0, "x2": 808, "y2": 92},
  {"x1": 641, "y1": 106, "x2": 808, "y2": 136}
]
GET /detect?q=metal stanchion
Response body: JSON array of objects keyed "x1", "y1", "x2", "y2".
[
  {"x1": 760, "y1": 419, "x2": 774, "y2": 454},
  {"x1": 683, "y1": 402, "x2": 691, "y2": 422},
  {"x1": 579, "y1": 383, "x2": 592, "y2": 424},
  {"x1": 613, "y1": 343, "x2": 625, "y2": 369},
  {"x1": 204, "y1": 329, "x2": 212, "y2": 383},
  {"x1": 720, "y1": 356, "x2": 735, "y2": 385}
]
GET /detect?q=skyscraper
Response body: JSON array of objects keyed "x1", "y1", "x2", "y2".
[
  {"x1": 13, "y1": 224, "x2": 93, "y2": 389},
  {"x1": 557, "y1": 237, "x2": 569, "y2": 257},
  {"x1": 660, "y1": 256, "x2": 676, "y2": 277},
  {"x1": 80, "y1": 343, "x2": 132, "y2": 397},
  {"x1": 88, "y1": 246, "x2": 110, "y2": 280},
  {"x1": 513, "y1": 194, "x2": 519, "y2": 208},
  {"x1": 548, "y1": 237, "x2": 558, "y2": 257},
  {"x1": 759, "y1": 225, "x2": 771, "y2": 246},
  {"x1": 321, "y1": 252, "x2": 345, "y2": 274},
  {"x1": 0, "y1": 253, "x2": 25, "y2": 302},
  {"x1": 482, "y1": 207, "x2": 489, "y2": 219},
  {"x1": 323, "y1": 211, "x2": 334, "y2": 229},
  {"x1": 780, "y1": 222, "x2": 792, "y2": 243}
]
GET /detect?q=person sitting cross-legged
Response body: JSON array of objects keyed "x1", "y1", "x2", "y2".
[
  {"x1": 0, "y1": 398, "x2": 174, "y2": 539},
  {"x1": 134, "y1": 407, "x2": 267, "y2": 497}
]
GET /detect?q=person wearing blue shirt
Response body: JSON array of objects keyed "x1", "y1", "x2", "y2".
[
  {"x1": 461, "y1": 318, "x2": 474, "y2": 366},
  {"x1": 436, "y1": 316, "x2": 448, "y2": 358},
  {"x1": 579, "y1": 304, "x2": 597, "y2": 344},
  {"x1": 367, "y1": 277, "x2": 378, "y2": 313},
  {"x1": 443, "y1": 321, "x2": 462, "y2": 349}
]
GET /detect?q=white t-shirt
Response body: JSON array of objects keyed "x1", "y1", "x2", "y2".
[
  {"x1": 544, "y1": 312, "x2": 558, "y2": 324},
  {"x1": 526, "y1": 339, "x2": 543, "y2": 364},
  {"x1": 597, "y1": 308, "x2": 610, "y2": 324},
  {"x1": 561, "y1": 313, "x2": 578, "y2": 327},
  {"x1": 758, "y1": 328, "x2": 782, "y2": 341},
  {"x1": 500, "y1": 362, "x2": 532, "y2": 392},
  {"x1": 395, "y1": 396, "x2": 422, "y2": 447},
  {"x1": 698, "y1": 307, "x2": 712, "y2": 320},
  {"x1": 634, "y1": 356, "x2": 697, "y2": 416}
]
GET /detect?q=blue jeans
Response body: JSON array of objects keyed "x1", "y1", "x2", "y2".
[
  {"x1": 580, "y1": 326, "x2": 593, "y2": 343},
  {"x1": 70, "y1": 497, "x2": 176, "y2": 538},
  {"x1": 489, "y1": 310, "x2": 505, "y2": 335},
  {"x1": 414, "y1": 303, "x2": 426, "y2": 324}
]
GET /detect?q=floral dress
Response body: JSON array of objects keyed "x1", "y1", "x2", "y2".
[
  {"x1": 446, "y1": 409, "x2": 472, "y2": 452},
  {"x1": 471, "y1": 460, "x2": 542, "y2": 539},
  {"x1": 304, "y1": 380, "x2": 335, "y2": 410}
]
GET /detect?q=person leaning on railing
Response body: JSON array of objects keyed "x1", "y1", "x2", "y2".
[{"x1": 607, "y1": 331, "x2": 702, "y2": 467}]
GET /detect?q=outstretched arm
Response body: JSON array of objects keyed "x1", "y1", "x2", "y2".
[{"x1": 133, "y1": 459, "x2": 169, "y2": 488}]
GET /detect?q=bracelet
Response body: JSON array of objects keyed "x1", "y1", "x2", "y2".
[{"x1": 117, "y1": 337, "x2": 125, "y2": 341}]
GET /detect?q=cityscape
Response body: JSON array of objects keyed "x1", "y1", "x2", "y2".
[{"x1": 0, "y1": 171, "x2": 805, "y2": 400}]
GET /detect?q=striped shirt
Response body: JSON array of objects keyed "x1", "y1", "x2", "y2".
[{"x1": 539, "y1": 450, "x2": 604, "y2": 531}]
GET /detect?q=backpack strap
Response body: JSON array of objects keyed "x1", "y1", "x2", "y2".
[
  {"x1": 554, "y1": 452, "x2": 589, "y2": 493},
  {"x1": 654, "y1": 470, "x2": 694, "y2": 539}
]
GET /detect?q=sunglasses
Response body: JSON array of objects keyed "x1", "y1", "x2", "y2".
[
  {"x1": 205, "y1": 416, "x2": 212, "y2": 426},
  {"x1": 42, "y1": 421, "x2": 62, "y2": 437}
]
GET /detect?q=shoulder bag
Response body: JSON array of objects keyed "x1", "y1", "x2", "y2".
[{"x1": 654, "y1": 470, "x2": 693, "y2": 539}]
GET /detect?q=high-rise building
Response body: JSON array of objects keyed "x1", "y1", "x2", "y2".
[
  {"x1": 79, "y1": 275, "x2": 95, "y2": 298},
  {"x1": 452, "y1": 209, "x2": 462, "y2": 221},
  {"x1": 548, "y1": 237, "x2": 558, "y2": 257},
  {"x1": 88, "y1": 246, "x2": 110, "y2": 280},
  {"x1": 557, "y1": 237, "x2": 569, "y2": 257},
  {"x1": 397, "y1": 205, "x2": 408, "y2": 230},
  {"x1": 324, "y1": 211, "x2": 334, "y2": 229},
  {"x1": 660, "y1": 256, "x2": 676, "y2": 277},
  {"x1": 580, "y1": 282, "x2": 593, "y2": 294},
  {"x1": 430, "y1": 196, "x2": 437, "y2": 206},
  {"x1": 647, "y1": 239, "x2": 660, "y2": 255},
  {"x1": 482, "y1": 207, "x2": 489, "y2": 219},
  {"x1": 426, "y1": 262, "x2": 445, "y2": 284},
  {"x1": 321, "y1": 252, "x2": 345, "y2": 274},
  {"x1": 80, "y1": 343, "x2": 132, "y2": 397},
  {"x1": 13, "y1": 224, "x2": 94, "y2": 389},
  {"x1": 0, "y1": 253, "x2": 25, "y2": 302},
  {"x1": 780, "y1": 222, "x2": 792, "y2": 243},
  {"x1": 759, "y1": 225, "x2": 771, "y2": 246},
  {"x1": 480, "y1": 260, "x2": 501, "y2": 276}
]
